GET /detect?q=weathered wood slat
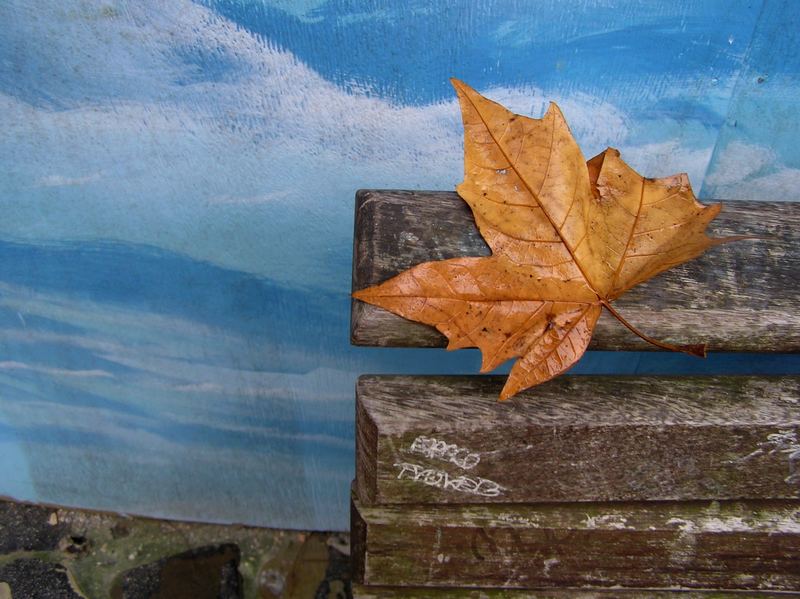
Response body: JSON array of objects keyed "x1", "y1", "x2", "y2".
[
  {"x1": 351, "y1": 190, "x2": 800, "y2": 352},
  {"x1": 352, "y1": 583, "x2": 799, "y2": 598},
  {"x1": 356, "y1": 375, "x2": 800, "y2": 506},
  {"x1": 352, "y1": 495, "x2": 800, "y2": 591}
]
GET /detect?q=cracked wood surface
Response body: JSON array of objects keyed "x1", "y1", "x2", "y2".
[{"x1": 351, "y1": 495, "x2": 800, "y2": 591}]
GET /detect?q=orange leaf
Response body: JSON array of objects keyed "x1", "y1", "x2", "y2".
[{"x1": 354, "y1": 79, "x2": 738, "y2": 400}]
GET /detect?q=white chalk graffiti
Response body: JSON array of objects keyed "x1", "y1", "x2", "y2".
[
  {"x1": 395, "y1": 462, "x2": 503, "y2": 497},
  {"x1": 739, "y1": 429, "x2": 800, "y2": 485},
  {"x1": 409, "y1": 435, "x2": 480, "y2": 470}
]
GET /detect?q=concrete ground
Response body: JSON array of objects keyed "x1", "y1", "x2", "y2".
[{"x1": 0, "y1": 498, "x2": 351, "y2": 598}]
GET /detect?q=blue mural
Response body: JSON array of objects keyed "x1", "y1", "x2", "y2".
[{"x1": 1, "y1": 0, "x2": 798, "y2": 530}]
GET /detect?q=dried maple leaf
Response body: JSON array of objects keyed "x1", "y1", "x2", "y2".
[{"x1": 354, "y1": 79, "x2": 739, "y2": 400}]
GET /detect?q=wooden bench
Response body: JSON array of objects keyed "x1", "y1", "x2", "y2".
[{"x1": 350, "y1": 189, "x2": 800, "y2": 597}]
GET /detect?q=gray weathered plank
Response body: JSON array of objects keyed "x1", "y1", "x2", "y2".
[
  {"x1": 352, "y1": 495, "x2": 800, "y2": 590},
  {"x1": 356, "y1": 375, "x2": 800, "y2": 506},
  {"x1": 350, "y1": 190, "x2": 800, "y2": 351},
  {"x1": 352, "y1": 583, "x2": 799, "y2": 598}
]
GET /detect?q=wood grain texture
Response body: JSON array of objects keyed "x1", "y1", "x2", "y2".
[
  {"x1": 350, "y1": 190, "x2": 800, "y2": 351},
  {"x1": 351, "y1": 495, "x2": 800, "y2": 590},
  {"x1": 352, "y1": 583, "x2": 799, "y2": 598},
  {"x1": 356, "y1": 375, "x2": 800, "y2": 506}
]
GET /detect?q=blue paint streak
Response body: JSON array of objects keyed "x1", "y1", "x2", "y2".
[{"x1": 0, "y1": 239, "x2": 340, "y2": 357}]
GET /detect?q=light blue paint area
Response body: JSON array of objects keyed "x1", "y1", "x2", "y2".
[
  {"x1": 702, "y1": 0, "x2": 800, "y2": 201},
  {"x1": 0, "y1": 0, "x2": 798, "y2": 529},
  {"x1": 0, "y1": 413, "x2": 36, "y2": 501}
]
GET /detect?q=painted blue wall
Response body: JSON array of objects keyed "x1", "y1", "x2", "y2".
[{"x1": 1, "y1": 0, "x2": 798, "y2": 530}]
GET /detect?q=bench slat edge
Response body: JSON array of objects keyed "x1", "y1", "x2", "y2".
[{"x1": 354, "y1": 495, "x2": 800, "y2": 590}]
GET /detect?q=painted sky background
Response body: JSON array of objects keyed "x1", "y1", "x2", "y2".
[{"x1": 1, "y1": 0, "x2": 798, "y2": 530}]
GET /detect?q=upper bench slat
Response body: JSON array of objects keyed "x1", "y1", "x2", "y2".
[{"x1": 351, "y1": 190, "x2": 800, "y2": 352}]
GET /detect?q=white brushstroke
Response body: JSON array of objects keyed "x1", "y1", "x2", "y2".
[
  {"x1": 619, "y1": 140, "x2": 713, "y2": 191},
  {"x1": 704, "y1": 141, "x2": 800, "y2": 201},
  {"x1": 34, "y1": 172, "x2": 102, "y2": 188},
  {"x1": 0, "y1": 360, "x2": 113, "y2": 379}
]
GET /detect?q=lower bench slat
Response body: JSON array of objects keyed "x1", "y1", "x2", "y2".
[
  {"x1": 352, "y1": 583, "x2": 800, "y2": 598},
  {"x1": 352, "y1": 496, "x2": 800, "y2": 591}
]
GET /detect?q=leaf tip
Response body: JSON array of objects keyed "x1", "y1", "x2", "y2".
[
  {"x1": 352, "y1": 288, "x2": 370, "y2": 301},
  {"x1": 479, "y1": 357, "x2": 495, "y2": 374},
  {"x1": 545, "y1": 101, "x2": 565, "y2": 119},
  {"x1": 450, "y1": 78, "x2": 470, "y2": 96},
  {"x1": 498, "y1": 378, "x2": 521, "y2": 401}
]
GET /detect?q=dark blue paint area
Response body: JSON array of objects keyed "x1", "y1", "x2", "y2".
[
  {"x1": 132, "y1": 418, "x2": 349, "y2": 454},
  {"x1": 201, "y1": 0, "x2": 759, "y2": 106},
  {"x1": 0, "y1": 420, "x2": 20, "y2": 443},
  {"x1": 0, "y1": 310, "x2": 86, "y2": 336},
  {"x1": 0, "y1": 377, "x2": 150, "y2": 419},
  {"x1": 573, "y1": 351, "x2": 800, "y2": 376},
  {"x1": 647, "y1": 98, "x2": 727, "y2": 128},
  {"x1": 10, "y1": 419, "x2": 350, "y2": 462},
  {"x1": 7, "y1": 423, "x2": 141, "y2": 452},
  {"x1": 0, "y1": 239, "x2": 340, "y2": 353},
  {"x1": 354, "y1": 346, "x2": 800, "y2": 378}
]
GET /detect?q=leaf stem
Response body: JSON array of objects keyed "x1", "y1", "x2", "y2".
[{"x1": 601, "y1": 300, "x2": 706, "y2": 357}]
